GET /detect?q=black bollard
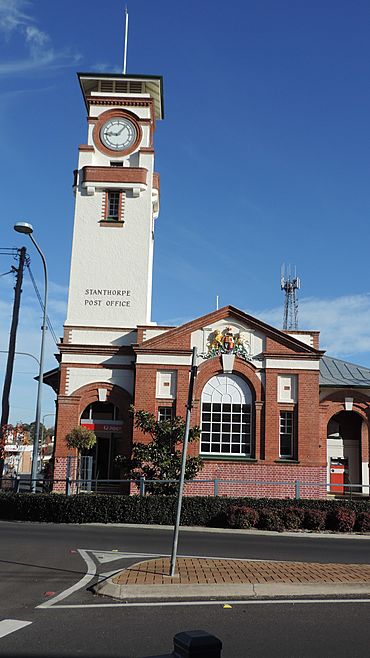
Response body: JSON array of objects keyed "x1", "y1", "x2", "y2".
[
  {"x1": 173, "y1": 630, "x2": 222, "y2": 658},
  {"x1": 142, "y1": 630, "x2": 222, "y2": 658}
]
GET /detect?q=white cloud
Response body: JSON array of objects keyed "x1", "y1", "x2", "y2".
[
  {"x1": 0, "y1": 0, "x2": 30, "y2": 35},
  {"x1": 0, "y1": 0, "x2": 81, "y2": 75},
  {"x1": 255, "y1": 293, "x2": 370, "y2": 358}
]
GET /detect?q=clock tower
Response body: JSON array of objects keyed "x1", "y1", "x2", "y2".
[
  {"x1": 65, "y1": 73, "x2": 163, "y2": 330},
  {"x1": 52, "y1": 73, "x2": 164, "y2": 488}
]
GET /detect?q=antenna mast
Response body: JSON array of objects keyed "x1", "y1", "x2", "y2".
[
  {"x1": 280, "y1": 264, "x2": 300, "y2": 330},
  {"x1": 123, "y1": 6, "x2": 129, "y2": 74}
]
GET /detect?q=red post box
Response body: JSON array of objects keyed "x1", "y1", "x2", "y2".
[{"x1": 330, "y1": 458, "x2": 347, "y2": 494}]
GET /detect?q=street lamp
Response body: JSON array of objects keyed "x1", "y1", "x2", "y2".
[{"x1": 14, "y1": 222, "x2": 48, "y2": 492}]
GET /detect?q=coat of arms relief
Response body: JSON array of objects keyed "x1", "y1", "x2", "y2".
[{"x1": 201, "y1": 326, "x2": 253, "y2": 362}]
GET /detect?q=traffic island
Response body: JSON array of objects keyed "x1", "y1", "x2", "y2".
[{"x1": 94, "y1": 556, "x2": 370, "y2": 601}]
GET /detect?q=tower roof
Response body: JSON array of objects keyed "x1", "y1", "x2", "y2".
[{"x1": 77, "y1": 73, "x2": 164, "y2": 119}]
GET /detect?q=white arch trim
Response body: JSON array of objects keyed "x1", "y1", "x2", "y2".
[{"x1": 201, "y1": 374, "x2": 252, "y2": 405}]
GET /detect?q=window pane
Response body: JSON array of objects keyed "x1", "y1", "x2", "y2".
[
  {"x1": 107, "y1": 191, "x2": 120, "y2": 220},
  {"x1": 280, "y1": 411, "x2": 294, "y2": 457},
  {"x1": 158, "y1": 406, "x2": 173, "y2": 422},
  {"x1": 200, "y1": 378, "x2": 253, "y2": 456}
]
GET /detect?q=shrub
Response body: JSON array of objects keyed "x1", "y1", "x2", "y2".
[
  {"x1": 0, "y1": 492, "x2": 369, "y2": 529},
  {"x1": 65, "y1": 426, "x2": 96, "y2": 452},
  {"x1": 327, "y1": 507, "x2": 356, "y2": 532},
  {"x1": 227, "y1": 505, "x2": 259, "y2": 529},
  {"x1": 355, "y1": 512, "x2": 370, "y2": 533},
  {"x1": 257, "y1": 508, "x2": 284, "y2": 532},
  {"x1": 304, "y1": 509, "x2": 327, "y2": 531},
  {"x1": 281, "y1": 507, "x2": 305, "y2": 530}
]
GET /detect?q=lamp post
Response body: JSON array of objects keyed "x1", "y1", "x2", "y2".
[{"x1": 14, "y1": 222, "x2": 48, "y2": 492}]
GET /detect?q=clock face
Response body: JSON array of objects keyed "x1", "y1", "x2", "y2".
[{"x1": 100, "y1": 117, "x2": 137, "y2": 151}]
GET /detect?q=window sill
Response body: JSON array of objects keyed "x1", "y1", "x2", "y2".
[
  {"x1": 201, "y1": 455, "x2": 258, "y2": 462},
  {"x1": 99, "y1": 220, "x2": 124, "y2": 227},
  {"x1": 274, "y1": 459, "x2": 300, "y2": 464}
]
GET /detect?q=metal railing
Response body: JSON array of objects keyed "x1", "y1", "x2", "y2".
[{"x1": 0, "y1": 475, "x2": 369, "y2": 498}]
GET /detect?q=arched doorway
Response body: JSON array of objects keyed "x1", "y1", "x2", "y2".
[
  {"x1": 80, "y1": 401, "x2": 123, "y2": 480},
  {"x1": 200, "y1": 373, "x2": 253, "y2": 456},
  {"x1": 327, "y1": 411, "x2": 362, "y2": 490}
]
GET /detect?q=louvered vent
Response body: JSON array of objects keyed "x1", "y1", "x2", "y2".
[
  {"x1": 115, "y1": 81, "x2": 129, "y2": 93},
  {"x1": 100, "y1": 80, "x2": 114, "y2": 92},
  {"x1": 129, "y1": 81, "x2": 143, "y2": 94},
  {"x1": 97, "y1": 80, "x2": 143, "y2": 94}
]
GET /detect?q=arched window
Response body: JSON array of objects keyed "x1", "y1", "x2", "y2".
[{"x1": 201, "y1": 374, "x2": 253, "y2": 456}]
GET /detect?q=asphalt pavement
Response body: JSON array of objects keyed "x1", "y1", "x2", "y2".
[{"x1": 0, "y1": 521, "x2": 370, "y2": 657}]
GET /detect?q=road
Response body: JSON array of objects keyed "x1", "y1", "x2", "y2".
[{"x1": 0, "y1": 521, "x2": 370, "y2": 657}]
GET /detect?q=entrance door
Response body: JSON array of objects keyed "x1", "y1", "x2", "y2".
[
  {"x1": 327, "y1": 411, "x2": 362, "y2": 493},
  {"x1": 343, "y1": 439, "x2": 360, "y2": 490},
  {"x1": 80, "y1": 401, "x2": 123, "y2": 482},
  {"x1": 94, "y1": 435, "x2": 112, "y2": 480}
]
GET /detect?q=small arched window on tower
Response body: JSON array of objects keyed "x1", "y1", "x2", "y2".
[{"x1": 200, "y1": 374, "x2": 253, "y2": 456}]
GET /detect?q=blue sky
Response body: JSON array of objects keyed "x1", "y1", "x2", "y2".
[{"x1": 1, "y1": 0, "x2": 370, "y2": 423}]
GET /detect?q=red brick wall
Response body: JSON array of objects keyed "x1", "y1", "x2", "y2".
[{"x1": 188, "y1": 462, "x2": 327, "y2": 499}]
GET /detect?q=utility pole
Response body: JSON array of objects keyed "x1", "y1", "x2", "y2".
[{"x1": 0, "y1": 248, "x2": 27, "y2": 461}]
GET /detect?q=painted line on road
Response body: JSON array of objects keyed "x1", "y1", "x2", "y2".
[
  {"x1": 36, "y1": 548, "x2": 159, "y2": 609},
  {"x1": 37, "y1": 598, "x2": 370, "y2": 609},
  {"x1": 36, "y1": 549, "x2": 96, "y2": 609},
  {"x1": 0, "y1": 619, "x2": 32, "y2": 638}
]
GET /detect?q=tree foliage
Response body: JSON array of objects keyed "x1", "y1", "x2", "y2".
[
  {"x1": 115, "y1": 408, "x2": 203, "y2": 494},
  {"x1": 65, "y1": 426, "x2": 96, "y2": 453}
]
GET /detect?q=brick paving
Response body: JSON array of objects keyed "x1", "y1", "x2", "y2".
[{"x1": 112, "y1": 557, "x2": 370, "y2": 586}]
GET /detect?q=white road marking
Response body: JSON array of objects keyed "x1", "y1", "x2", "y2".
[
  {"x1": 37, "y1": 548, "x2": 158, "y2": 609},
  {"x1": 37, "y1": 549, "x2": 96, "y2": 609},
  {"x1": 39, "y1": 598, "x2": 370, "y2": 609},
  {"x1": 91, "y1": 550, "x2": 157, "y2": 564},
  {"x1": 0, "y1": 619, "x2": 32, "y2": 638}
]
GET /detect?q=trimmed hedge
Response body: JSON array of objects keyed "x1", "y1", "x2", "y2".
[{"x1": 0, "y1": 492, "x2": 369, "y2": 532}]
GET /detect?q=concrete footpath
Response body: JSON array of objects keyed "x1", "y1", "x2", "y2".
[{"x1": 95, "y1": 555, "x2": 370, "y2": 601}]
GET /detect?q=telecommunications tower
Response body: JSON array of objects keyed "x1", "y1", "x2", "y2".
[{"x1": 280, "y1": 264, "x2": 300, "y2": 330}]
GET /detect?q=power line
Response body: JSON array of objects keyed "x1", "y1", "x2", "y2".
[
  {"x1": 25, "y1": 261, "x2": 59, "y2": 345},
  {"x1": 0, "y1": 248, "x2": 19, "y2": 255}
]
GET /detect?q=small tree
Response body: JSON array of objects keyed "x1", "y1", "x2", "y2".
[
  {"x1": 115, "y1": 408, "x2": 203, "y2": 494},
  {"x1": 65, "y1": 426, "x2": 97, "y2": 453},
  {"x1": 65, "y1": 426, "x2": 97, "y2": 488}
]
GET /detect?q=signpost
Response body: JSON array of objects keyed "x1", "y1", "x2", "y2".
[{"x1": 169, "y1": 346, "x2": 198, "y2": 577}]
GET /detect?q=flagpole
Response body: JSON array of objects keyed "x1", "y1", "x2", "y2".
[{"x1": 123, "y1": 6, "x2": 129, "y2": 74}]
